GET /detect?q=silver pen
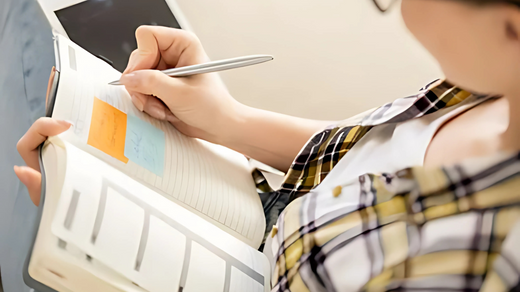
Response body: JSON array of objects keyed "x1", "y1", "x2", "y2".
[{"x1": 109, "y1": 55, "x2": 274, "y2": 85}]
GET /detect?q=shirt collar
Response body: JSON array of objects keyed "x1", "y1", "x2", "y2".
[{"x1": 337, "y1": 79, "x2": 495, "y2": 128}]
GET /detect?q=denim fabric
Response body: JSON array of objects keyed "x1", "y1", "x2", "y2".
[
  {"x1": 0, "y1": 0, "x2": 54, "y2": 291},
  {"x1": 259, "y1": 191, "x2": 290, "y2": 245}
]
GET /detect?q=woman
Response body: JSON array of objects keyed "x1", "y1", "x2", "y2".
[{"x1": 15, "y1": 0, "x2": 520, "y2": 291}]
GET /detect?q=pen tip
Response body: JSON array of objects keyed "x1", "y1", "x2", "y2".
[{"x1": 108, "y1": 81, "x2": 120, "y2": 85}]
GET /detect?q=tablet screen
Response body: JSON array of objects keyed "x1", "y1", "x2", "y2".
[{"x1": 55, "y1": 0, "x2": 181, "y2": 72}]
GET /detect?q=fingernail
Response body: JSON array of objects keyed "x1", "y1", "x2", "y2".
[
  {"x1": 57, "y1": 120, "x2": 73, "y2": 128},
  {"x1": 131, "y1": 94, "x2": 145, "y2": 111},
  {"x1": 119, "y1": 73, "x2": 136, "y2": 86},
  {"x1": 148, "y1": 103, "x2": 166, "y2": 120}
]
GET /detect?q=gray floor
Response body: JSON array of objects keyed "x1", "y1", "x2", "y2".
[{"x1": 0, "y1": 0, "x2": 55, "y2": 291}]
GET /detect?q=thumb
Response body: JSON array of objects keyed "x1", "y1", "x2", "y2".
[
  {"x1": 120, "y1": 70, "x2": 183, "y2": 104},
  {"x1": 123, "y1": 48, "x2": 160, "y2": 75},
  {"x1": 14, "y1": 165, "x2": 42, "y2": 206},
  {"x1": 123, "y1": 26, "x2": 161, "y2": 74}
]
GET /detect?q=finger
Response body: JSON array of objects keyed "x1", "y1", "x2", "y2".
[
  {"x1": 120, "y1": 69, "x2": 185, "y2": 105},
  {"x1": 17, "y1": 118, "x2": 72, "y2": 171},
  {"x1": 129, "y1": 90, "x2": 147, "y2": 111},
  {"x1": 142, "y1": 94, "x2": 176, "y2": 121},
  {"x1": 123, "y1": 49, "x2": 140, "y2": 74},
  {"x1": 130, "y1": 91, "x2": 176, "y2": 122},
  {"x1": 131, "y1": 26, "x2": 207, "y2": 71},
  {"x1": 14, "y1": 165, "x2": 42, "y2": 206},
  {"x1": 124, "y1": 47, "x2": 169, "y2": 75},
  {"x1": 131, "y1": 26, "x2": 161, "y2": 71}
]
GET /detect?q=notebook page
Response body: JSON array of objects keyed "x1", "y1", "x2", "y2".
[
  {"x1": 51, "y1": 34, "x2": 265, "y2": 248},
  {"x1": 51, "y1": 140, "x2": 271, "y2": 292},
  {"x1": 29, "y1": 139, "x2": 146, "y2": 292}
]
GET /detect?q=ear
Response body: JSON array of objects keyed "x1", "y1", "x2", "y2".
[
  {"x1": 506, "y1": 20, "x2": 519, "y2": 41},
  {"x1": 505, "y1": 6, "x2": 520, "y2": 41}
]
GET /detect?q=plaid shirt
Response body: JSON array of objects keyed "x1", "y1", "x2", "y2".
[{"x1": 263, "y1": 80, "x2": 520, "y2": 291}]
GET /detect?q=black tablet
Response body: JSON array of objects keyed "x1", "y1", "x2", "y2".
[{"x1": 55, "y1": 0, "x2": 182, "y2": 72}]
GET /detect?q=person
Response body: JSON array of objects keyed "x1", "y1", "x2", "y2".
[{"x1": 14, "y1": 0, "x2": 520, "y2": 291}]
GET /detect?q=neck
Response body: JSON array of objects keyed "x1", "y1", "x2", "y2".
[{"x1": 503, "y1": 92, "x2": 520, "y2": 152}]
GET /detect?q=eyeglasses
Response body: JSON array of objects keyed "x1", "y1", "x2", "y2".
[
  {"x1": 372, "y1": 0, "x2": 398, "y2": 12},
  {"x1": 373, "y1": 0, "x2": 520, "y2": 13}
]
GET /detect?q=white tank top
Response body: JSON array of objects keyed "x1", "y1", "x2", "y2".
[{"x1": 313, "y1": 99, "x2": 478, "y2": 193}]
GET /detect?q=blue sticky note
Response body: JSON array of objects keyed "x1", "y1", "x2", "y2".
[{"x1": 124, "y1": 115, "x2": 165, "y2": 176}]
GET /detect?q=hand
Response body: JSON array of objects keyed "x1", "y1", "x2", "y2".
[
  {"x1": 121, "y1": 25, "x2": 244, "y2": 145},
  {"x1": 120, "y1": 26, "x2": 328, "y2": 171},
  {"x1": 14, "y1": 118, "x2": 72, "y2": 206}
]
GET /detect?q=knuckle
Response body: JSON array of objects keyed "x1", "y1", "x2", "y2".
[
  {"x1": 130, "y1": 49, "x2": 139, "y2": 58},
  {"x1": 16, "y1": 137, "x2": 24, "y2": 153},
  {"x1": 36, "y1": 117, "x2": 47, "y2": 124},
  {"x1": 182, "y1": 30, "x2": 200, "y2": 44},
  {"x1": 135, "y1": 25, "x2": 151, "y2": 37},
  {"x1": 142, "y1": 71, "x2": 159, "y2": 89},
  {"x1": 34, "y1": 117, "x2": 47, "y2": 130},
  {"x1": 150, "y1": 71, "x2": 165, "y2": 88}
]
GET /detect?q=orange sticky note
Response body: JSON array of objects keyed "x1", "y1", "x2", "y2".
[{"x1": 87, "y1": 97, "x2": 129, "y2": 163}]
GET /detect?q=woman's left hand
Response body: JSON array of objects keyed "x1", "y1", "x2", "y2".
[{"x1": 14, "y1": 118, "x2": 72, "y2": 206}]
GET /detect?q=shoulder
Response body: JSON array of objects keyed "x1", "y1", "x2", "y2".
[
  {"x1": 281, "y1": 80, "x2": 483, "y2": 199},
  {"x1": 336, "y1": 79, "x2": 477, "y2": 128}
]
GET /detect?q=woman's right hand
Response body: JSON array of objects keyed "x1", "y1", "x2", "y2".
[
  {"x1": 14, "y1": 118, "x2": 72, "y2": 206},
  {"x1": 121, "y1": 26, "x2": 331, "y2": 171},
  {"x1": 120, "y1": 26, "x2": 245, "y2": 145}
]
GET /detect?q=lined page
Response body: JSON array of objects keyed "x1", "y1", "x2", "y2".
[
  {"x1": 50, "y1": 141, "x2": 271, "y2": 292},
  {"x1": 51, "y1": 34, "x2": 265, "y2": 248}
]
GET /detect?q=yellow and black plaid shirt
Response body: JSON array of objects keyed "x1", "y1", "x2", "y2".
[{"x1": 262, "y1": 80, "x2": 520, "y2": 291}]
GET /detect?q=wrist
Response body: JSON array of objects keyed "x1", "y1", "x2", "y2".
[{"x1": 212, "y1": 101, "x2": 255, "y2": 148}]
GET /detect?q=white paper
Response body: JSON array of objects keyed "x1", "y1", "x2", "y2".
[
  {"x1": 51, "y1": 141, "x2": 271, "y2": 291},
  {"x1": 184, "y1": 242, "x2": 226, "y2": 292},
  {"x1": 51, "y1": 34, "x2": 265, "y2": 247}
]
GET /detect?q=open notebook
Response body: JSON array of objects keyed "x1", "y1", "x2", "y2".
[{"x1": 23, "y1": 34, "x2": 272, "y2": 292}]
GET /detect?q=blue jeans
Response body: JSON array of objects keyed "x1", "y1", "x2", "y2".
[{"x1": 0, "y1": 0, "x2": 55, "y2": 291}]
